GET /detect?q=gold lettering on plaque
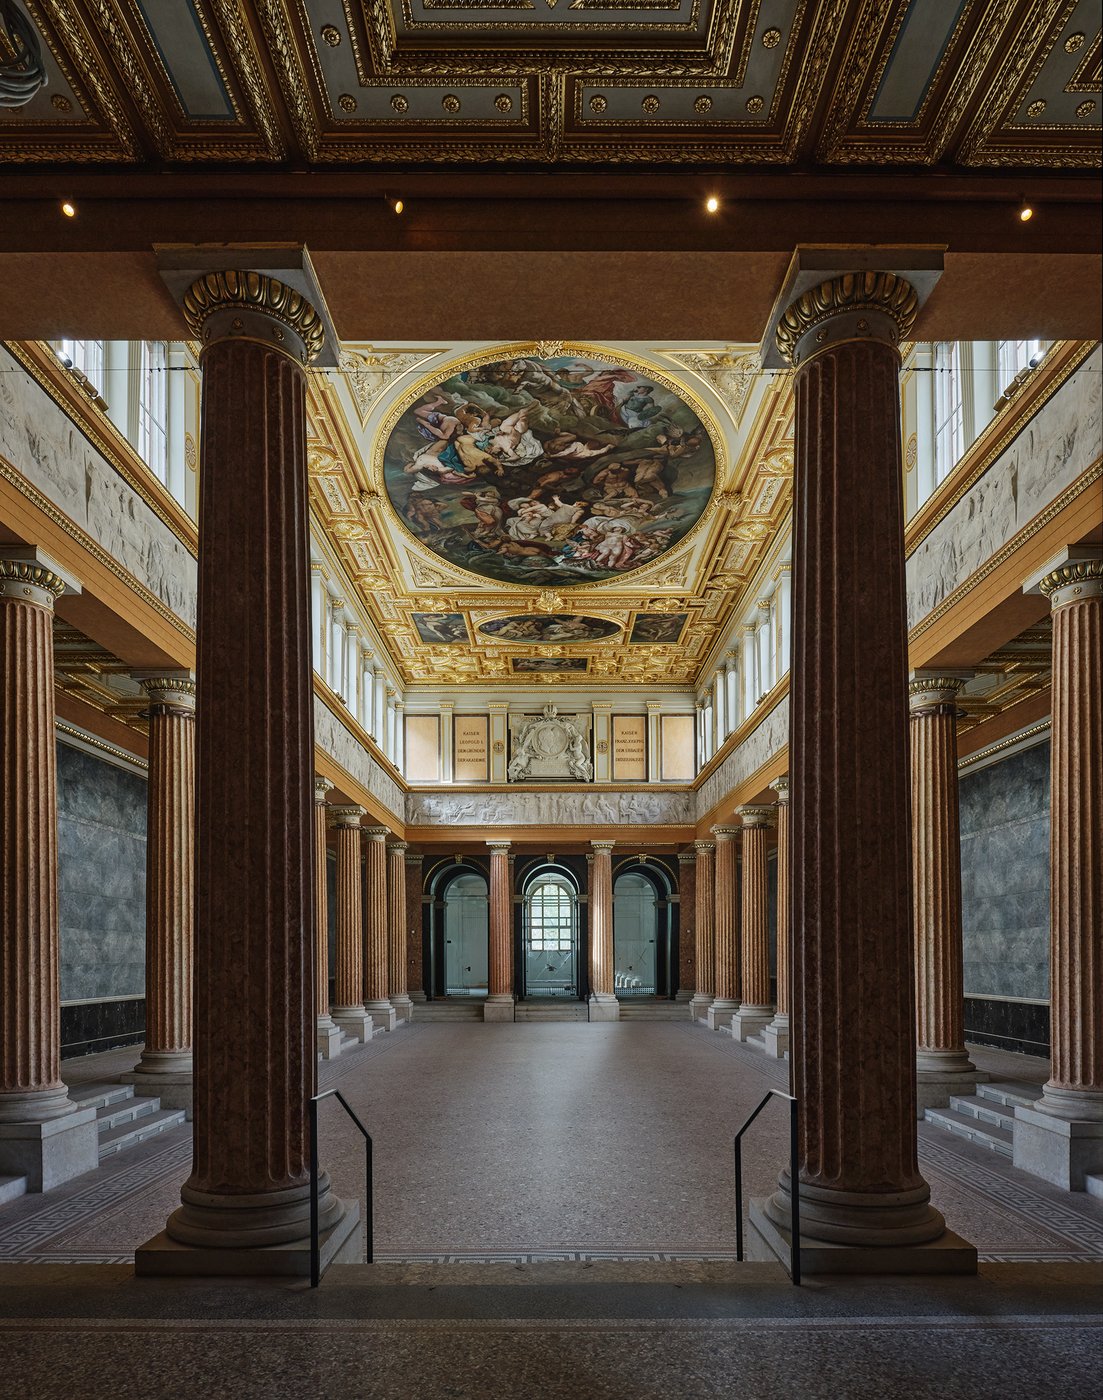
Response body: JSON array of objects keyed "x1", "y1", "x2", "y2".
[
  {"x1": 454, "y1": 715, "x2": 490, "y2": 783},
  {"x1": 612, "y1": 715, "x2": 647, "y2": 783}
]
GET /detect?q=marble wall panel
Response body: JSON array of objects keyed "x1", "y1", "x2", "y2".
[
  {"x1": 56, "y1": 742, "x2": 147, "y2": 1002},
  {"x1": 959, "y1": 741, "x2": 1050, "y2": 1002}
]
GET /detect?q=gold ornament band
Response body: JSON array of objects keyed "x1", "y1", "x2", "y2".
[
  {"x1": 1039, "y1": 558, "x2": 1103, "y2": 609},
  {"x1": 182, "y1": 270, "x2": 326, "y2": 364},
  {"x1": 775, "y1": 271, "x2": 919, "y2": 366},
  {"x1": 738, "y1": 805, "x2": 776, "y2": 828},
  {"x1": 0, "y1": 559, "x2": 66, "y2": 609}
]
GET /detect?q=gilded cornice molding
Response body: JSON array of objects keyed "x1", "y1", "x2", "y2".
[
  {"x1": 182, "y1": 271, "x2": 326, "y2": 363},
  {"x1": 775, "y1": 271, "x2": 919, "y2": 365}
]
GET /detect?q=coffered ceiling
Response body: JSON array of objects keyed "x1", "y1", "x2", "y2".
[{"x1": 1, "y1": 0, "x2": 1098, "y2": 167}]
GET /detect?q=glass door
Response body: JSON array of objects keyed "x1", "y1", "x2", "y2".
[{"x1": 524, "y1": 873, "x2": 577, "y2": 997}]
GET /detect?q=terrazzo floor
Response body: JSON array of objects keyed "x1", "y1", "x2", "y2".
[{"x1": 2, "y1": 1024, "x2": 1102, "y2": 1398}]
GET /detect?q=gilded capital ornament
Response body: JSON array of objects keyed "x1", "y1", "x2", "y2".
[
  {"x1": 738, "y1": 805, "x2": 775, "y2": 829},
  {"x1": 1039, "y1": 558, "x2": 1103, "y2": 609},
  {"x1": 0, "y1": 558, "x2": 66, "y2": 609},
  {"x1": 711, "y1": 825, "x2": 739, "y2": 840},
  {"x1": 770, "y1": 774, "x2": 789, "y2": 803},
  {"x1": 908, "y1": 675, "x2": 967, "y2": 714},
  {"x1": 328, "y1": 805, "x2": 365, "y2": 829},
  {"x1": 362, "y1": 826, "x2": 389, "y2": 843},
  {"x1": 182, "y1": 270, "x2": 326, "y2": 364},
  {"x1": 775, "y1": 271, "x2": 919, "y2": 366},
  {"x1": 314, "y1": 775, "x2": 334, "y2": 804},
  {"x1": 693, "y1": 839, "x2": 716, "y2": 854},
  {"x1": 138, "y1": 674, "x2": 197, "y2": 715}
]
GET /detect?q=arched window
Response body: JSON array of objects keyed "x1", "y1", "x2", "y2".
[
  {"x1": 528, "y1": 875, "x2": 574, "y2": 952},
  {"x1": 523, "y1": 868, "x2": 579, "y2": 997}
]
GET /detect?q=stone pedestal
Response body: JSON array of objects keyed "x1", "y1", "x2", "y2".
[
  {"x1": 363, "y1": 827, "x2": 397, "y2": 1031},
  {"x1": 485, "y1": 842, "x2": 515, "y2": 1022},
  {"x1": 1013, "y1": 555, "x2": 1103, "y2": 1189},
  {"x1": 732, "y1": 806, "x2": 775, "y2": 1042},
  {"x1": 763, "y1": 777, "x2": 790, "y2": 1058},
  {"x1": 588, "y1": 840, "x2": 620, "y2": 1023},
  {"x1": 330, "y1": 806, "x2": 372, "y2": 1044},
  {"x1": 138, "y1": 261, "x2": 354, "y2": 1275},
  {"x1": 312, "y1": 777, "x2": 342, "y2": 1059},
  {"x1": 688, "y1": 841, "x2": 715, "y2": 1021},
  {"x1": 756, "y1": 256, "x2": 969, "y2": 1272},
  {"x1": 124, "y1": 674, "x2": 197, "y2": 1115},
  {"x1": 387, "y1": 842, "x2": 414, "y2": 1021},
  {"x1": 909, "y1": 675, "x2": 982, "y2": 1115},
  {"x1": 0, "y1": 551, "x2": 99, "y2": 1191},
  {"x1": 707, "y1": 827, "x2": 739, "y2": 1030}
]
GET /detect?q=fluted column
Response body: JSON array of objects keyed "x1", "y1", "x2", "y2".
[
  {"x1": 405, "y1": 852, "x2": 427, "y2": 1001},
  {"x1": 764, "y1": 777, "x2": 790, "y2": 1058},
  {"x1": 732, "y1": 806, "x2": 775, "y2": 1042},
  {"x1": 126, "y1": 674, "x2": 197, "y2": 1112},
  {"x1": 485, "y1": 841, "x2": 515, "y2": 1021},
  {"x1": 363, "y1": 827, "x2": 396, "y2": 1032},
  {"x1": 755, "y1": 264, "x2": 966, "y2": 1268},
  {"x1": 689, "y1": 841, "x2": 715, "y2": 1021},
  {"x1": 1014, "y1": 556, "x2": 1103, "y2": 1190},
  {"x1": 0, "y1": 553, "x2": 97, "y2": 1191},
  {"x1": 589, "y1": 840, "x2": 619, "y2": 1021},
  {"x1": 312, "y1": 779, "x2": 342, "y2": 1059},
  {"x1": 329, "y1": 807, "x2": 371, "y2": 1044},
  {"x1": 139, "y1": 265, "x2": 358, "y2": 1274},
  {"x1": 387, "y1": 842, "x2": 413, "y2": 1021},
  {"x1": 676, "y1": 851, "x2": 697, "y2": 1001},
  {"x1": 910, "y1": 676, "x2": 980, "y2": 1114},
  {"x1": 707, "y1": 827, "x2": 739, "y2": 1030}
]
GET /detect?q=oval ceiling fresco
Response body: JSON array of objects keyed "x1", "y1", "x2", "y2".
[
  {"x1": 380, "y1": 349, "x2": 717, "y2": 587},
  {"x1": 478, "y1": 614, "x2": 621, "y2": 644}
]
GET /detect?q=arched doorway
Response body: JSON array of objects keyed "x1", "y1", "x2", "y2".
[
  {"x1": 428, "y1": 864, "x2": 489, "y2": 998},
  {"x1": 522, "y1": 867, "x2": 580, "y2": 998},
  {"x1": 613, "y1": 870, "x2": 658, "y2": 995}
]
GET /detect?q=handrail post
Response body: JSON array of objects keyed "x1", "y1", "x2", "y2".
[
  {"x1": 734, "y1": 1136, "x2": 743, "y2": 1261},
  {"x1": 789, "y1": 1095, "x2": 801, "y2": 1287},
  {"x1": 366, "y1": 1131, "x2": 374, "y2": 1264},
  {"x1": 309, "y1": 1095, "x2": 320, "y2": 1289}
]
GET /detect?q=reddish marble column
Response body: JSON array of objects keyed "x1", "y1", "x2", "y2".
[
  {"x1": 0, "y1": 554, "x2": 97, "y2": 1190},
  {"x1": 329, "y1": 805, "x2": 372, "y2": 1046},
  {"x1": 127, "y1": 675, "x2": 197, "y2": 1111},
  {"x1": 387, "y1": 841, "x2": 413, "y2": 1021},
  {"x1": 405, "y1": 852, "x2": 426, "y2": 1001},
  {"x1": 761, "y1": 270, "x2": 951, "y2": 1257},
  {"x1": 312, "y1": 778, "x2": 341, "y2": 1058},
  {"x1": 589, "y1": 840, "x2": 619, "y2": 1021},
  {"x1": 764, "y1": 777, "x2": 790, "y2": 1058},
  {"x1": 689, "y1": 840, "x2": 715, "y2": 1020},
  {"x1": 140, "y1": 269, "x2": 356, "y2": 1271},
  {"x1": 708, "y1": 827, "x2": 739, "y2": 1030},
  {"x1": 485, "y1": 841, "x2": 515, "y2": 1021},
  {"x1": 363, "y1": 828, "x2": 396, "y2": 1032},
  {"x1": 676, "y1": 851, "x2": 697, "y2": 1001},
  {"x1": 909, "y1": 676, "x2": 979, "y2": 1113},
  {"x1": 732, "y1": 806, "x2": 774, "y2": 1042},
  {"x1": 1014, "y1": 556, "x2": 1103, "y2": 1190}
]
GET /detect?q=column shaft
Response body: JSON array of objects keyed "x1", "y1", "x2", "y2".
[
  {"x1": 589, "y1": 841, "x2": 618, "y2": 1020},
  {"x1": 732, "y1": 807, "x2": 774, "y2": 1041},
  {"x1": 689, "y1": 841, "x2": 715, "y2": 1020},
  {"x1": 764, "y1": 778, "x2": 790, "y2": 1057},
  {"x1": 485, "y1": 842, "x2": 515, "y2": 1020},
  {"x1": 329, "y1": 807, "x2": 370, "y2": 1045},
  {"x1": 363, "y1": 829, "x2": 396, "y2": 1031},
  {"x1": 676, "y1": 853, "x2": 697, "y2": 1001},
  {"x1": 388, "y1": 842, "x2": 413, "y2": 1020},
  {"x1": 312, "y1": 780, "x2": 342, "y2": 1058},
  {"x1": 707, "y1": 829, "x2": 739, "y2": 1029}
]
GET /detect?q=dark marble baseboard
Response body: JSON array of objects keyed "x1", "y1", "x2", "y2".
[
  {"x1": 61, "y1": 997, "x2": 145, "y2": 1060},
  {"x1": 965, "y1": 995, "x2": 1050, "y2": 1058}
]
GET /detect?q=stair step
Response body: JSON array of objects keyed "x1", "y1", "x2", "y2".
[
  {"x1": 68, "y1": 1082, "x2": 134, "y2": 1112},
  {"x1": 947, "y1": 1094, "x2": 1016, "y2": 1130},
  {"x1": 96, "y1": 1096, "x2": 160, "y2": 1134},
  {"x1": 977, "y1": 1080, "x2": 1043, "y2": 1110},
  {"x1": 0, "y1": 1175, "x2": 27, "y2": 1206},
  {"x1": 1086, "y1": 1175, "x2": 1103, "y2": 1201},
  {"x1": 924, "y1": 1106, "x2": 1013, "y2": 1156},
  {"x1": 617, "y1": 1003, "x2": 689, "y2": 1020},
  {"x1": 417, "y1": 1003, "x2": 485, "y2": 1021},
  {"x1": 515, "y1": 1004, "x2": 589, "y2": 1021},
  {"x1": 97, "y1": 1108, "x2": 187, "y2": 1158}
]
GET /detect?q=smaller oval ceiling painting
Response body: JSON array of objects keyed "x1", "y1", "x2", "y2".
[
  {"x1": 382, "y1": 350, "x2": 716, "y2": 586},
  {"x1": 478, "y1": 614, "x2": 620, "y2": 644}
]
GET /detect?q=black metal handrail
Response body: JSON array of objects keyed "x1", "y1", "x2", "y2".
[
  {"x1": 734, "y1": 1089, "x2": 801, "y2": 1286},
  {"x1": 309, "y1": 1088, "x2": 373, "y2": 1288}
]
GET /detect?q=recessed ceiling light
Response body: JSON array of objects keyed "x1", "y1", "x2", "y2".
[
  {"x1": 1019, "y1": 202, "x2": 1034, "y2": 222},
  {"x1": 60, "y1": 200, "x2": 76, "y2": 218},
  {"x1": 385, "y1": 193, "x2": 405, "y2": 215},
  {"x1": 705, "y1": 195, "x2": 720, "y2": 214}
]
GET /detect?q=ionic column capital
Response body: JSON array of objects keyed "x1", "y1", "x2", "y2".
[
  {"x1": 1040, "y1": 558, "x2": 1103, "y2": 610},
  {"x1": 136, "y1": 673, "x2": 197, "y2": 715},
  {"x1": 387, "y1": 840, "x2": 409, "y2": 855},
  {"x1": 328, "y1": 805, "x2": 364, "y2": 829},
  {"x1": 590, "y1": 840, "x2": 616, "y2": 852},
  {"x1": 908, "y1": 673, "x2": 969, "y2": 714},
  {"x1": 738, "y1": 805, "x2": 775, "y2": 829},
  {"x1": 486, "y1": 840, "x2": 511, "y2": 855},
  {"x1": 692, "y1": 839, "x2": 716, "y2": 855},
  {"x1": 314, "y1": 775, "x2": 334, "y2": 805},
  {"x1": 770, "y1": 774, "x2": 789, "y2": 804}
]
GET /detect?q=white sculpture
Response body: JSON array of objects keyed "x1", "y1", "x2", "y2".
[{"x1": 507, "y1": 704, "x2": 594, "y2": 782}]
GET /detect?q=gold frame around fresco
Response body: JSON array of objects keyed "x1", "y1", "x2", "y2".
[{"x1": 368, "y1": 339, "x2": 729, "y2": 594}]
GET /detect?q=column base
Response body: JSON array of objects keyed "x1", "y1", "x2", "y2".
[
  {"x1": 746, "y1": 1198, "x2": 976, "y2": 1276},
  {"x1": 707, "y1": 1000, "x2": 737, "y2": 1031},
  {"x1": 688, "y1": 993, "x2": 713, "y2": 1022},
  {"x1": 731, "y1": 1006, "x2": 774, "y2": 1042},
  {"x1": 315, "y1": 1019, "x2": 344, "y2": 1060},
  {"x1": 409, "y1": 989, "x2": 428, "y2": 1003},
  {"x1": 332, "y1": 1008, "x2": 373, "y2": 1043},
  {"x1": 588, "y1": 994, "x2": 620, "y2": 1023},
  {"x1": 390, "y1": 993, "x2": 415, "y2": 1022},
  {"x1": 120, "y1": 1068, "x2": 194, "y2": 1119},
  {"x1": 915, "y1": 1066, "x2": 988, "y2": 1119},
  {"x1": 483, "y1": 995, "x2": 515, "y2": 1023},
  {"x1": 364, "y1": 1002, "x2": 398, "y2": 1033},
  {"x1": 1013, "y1": 1104, "x2": 1103, "y2": 1191},
  {"x1": 136, "y1": 1197, "x2": 362, "y2": 1278},
  {"x1": 0, "y1": 1105, "x2": 98, "y2": 1192},
  {"x1": 762, "y1": 1018, "x2": 790, "y2": 1058}
]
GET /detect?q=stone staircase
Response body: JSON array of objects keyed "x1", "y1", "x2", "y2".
[
  {"x1": 924, "y1": 1081, "x2": 1043, "y2": 1158},
  {"x1": 0, "y1": 1174, "x2": 27, "y2": 1206},
  {"x1": 69, "y1": 1082, "x2": 187, "y2": 1159},
  {"x1": 617, "y1": 1000, "x2": 691, "y2": 1020},
  {"x1": 416, "y1": 1001, "x2": 486, "y2": 1022},
  {"x1": 514, "y1": 1001, "x2": 589, "y2": 1022}
]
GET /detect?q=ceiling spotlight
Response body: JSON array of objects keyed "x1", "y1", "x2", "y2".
[
  {"x1": 705, "y1": 195, "x2": 720, "y2": 214},
  {"x1": 60, "y1": 200, "x2": 76, "y2": 218},
  {"x1": 385, "y1": 193, "x2": 404, "y2": 215},
  {"x1": 1019, "y1": 201, "x2": 1033, "y2": 222}
]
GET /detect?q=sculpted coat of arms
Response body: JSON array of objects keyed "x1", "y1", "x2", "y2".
[{"x1": 507, "y1": 705, "x2": 593, "y2": 782}]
